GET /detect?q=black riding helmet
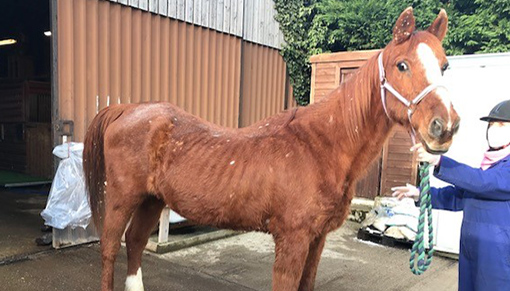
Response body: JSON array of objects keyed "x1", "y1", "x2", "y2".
[{"x1": 480, "y1": 100, "x2": 510, "y2": 122}]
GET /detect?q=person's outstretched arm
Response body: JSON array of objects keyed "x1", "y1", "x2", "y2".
[
  {"x1": 392, "y1": 184, "x2": 464, "y2": 211},
  {"x1": 430, "y1": 185, "x2": 465, "y2": 211},
  {"x1": 435, "y1": 156, "x2": 510, "y2": 200}
]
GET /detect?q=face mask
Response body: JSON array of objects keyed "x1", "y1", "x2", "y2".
[{"x1": 487, "y1": 123, "x2": 510, "y2": 149}]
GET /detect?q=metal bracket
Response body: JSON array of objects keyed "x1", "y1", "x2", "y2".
[{"x1": 55, "y1": 120, "x2": 74, "y2": 137}]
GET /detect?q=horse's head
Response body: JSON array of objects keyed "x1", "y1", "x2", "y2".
[{"x1": 380, "y1": 7, "x2": 460, "y2": 154}]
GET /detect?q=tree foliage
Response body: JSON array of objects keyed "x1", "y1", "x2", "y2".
[
  {"x1": 447, "y1": 0, "x2": 510, "y2": 54},
  {"x1": 273, "y1": 0, "x2": 316, "y2": 105},
  {"x1": 274, "y1": 0, "x2": 510, "y2": 105}
]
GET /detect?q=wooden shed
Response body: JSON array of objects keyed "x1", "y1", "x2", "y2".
[{"x1": 310, "y1": 50, "x2": 418, "y2": 199}]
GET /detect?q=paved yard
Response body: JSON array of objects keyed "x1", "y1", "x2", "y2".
[
  {"x1": 0, "y1": 189, "x2": 52, "y2": 262},
  {"x1": 0, "y1": 220, "x2": 458, "y2": 291}
]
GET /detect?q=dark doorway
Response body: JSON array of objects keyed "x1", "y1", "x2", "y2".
[
  {"x1": 0, "y1": 0, "x2": 53, "y2": 263},
  {"x1": 0, "y1": 0, "x2": 52, "y2": 180}
]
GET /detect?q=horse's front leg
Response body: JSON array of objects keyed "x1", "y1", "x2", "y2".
[
  {"x1": 298, "y1": 233, "x2": 327, "y2": 291},
  {"x1": 272, "y1": 232, "x2": 312, "y2": 291}
]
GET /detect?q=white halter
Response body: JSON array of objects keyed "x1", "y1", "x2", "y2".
[{"x1": 378, "y1": 51, "x2": 447, "y2": 143}]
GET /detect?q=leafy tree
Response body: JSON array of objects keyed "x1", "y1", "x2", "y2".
[
  {"x1": 308, "y1": 0, "x2": 443, "y2": 53},
  {"x1": 447, "y1": 0, "x2": 510, "y2": 54},
  {"x1": 273, "y1": 0, "x2": 316, "y2": 105}
]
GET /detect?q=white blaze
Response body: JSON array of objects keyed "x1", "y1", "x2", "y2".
[
  {"x1": 416, "y1": 43, "x2": 452, "y2": 127},
  {"x1": 125, "y1": 268, "x2": 144, "y2": 291}
]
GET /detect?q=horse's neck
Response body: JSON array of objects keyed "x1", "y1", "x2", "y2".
[{"x1": 293, "y1": 56, "x2": 394, "y2": 180}]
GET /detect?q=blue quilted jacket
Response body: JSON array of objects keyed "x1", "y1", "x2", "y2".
[{"x1": 431, "y1": 155, "x2": 510, "y2": 291}]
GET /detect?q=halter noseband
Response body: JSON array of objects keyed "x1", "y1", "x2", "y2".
[{"x1": 378, "y1": 51, "x2": 447, "y2": 144}]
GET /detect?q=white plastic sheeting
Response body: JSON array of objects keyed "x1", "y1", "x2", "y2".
[{"x1": 41, "y1": 143, "x2": 91, "y2": 230}]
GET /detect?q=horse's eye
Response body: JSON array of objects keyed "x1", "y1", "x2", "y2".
[
  {"x1": 397, "y1": 61, "x2": 409, "y2": 72},
  {"x1": 441, "y1": 62, "x2": 449, "y2": 75}
]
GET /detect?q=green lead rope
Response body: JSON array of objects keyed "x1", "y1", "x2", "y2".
[{"x1": 409, "y1": 162, "x2": 435, "y2": 275}]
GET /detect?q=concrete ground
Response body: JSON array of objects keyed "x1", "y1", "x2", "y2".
[
  {"x1": 0, "y1": 220, "x2": 459, "y2": 291},
  {"x1": 0, "y1": 186, "x2": 458, "y2": 290},
  {"x1": 0, "y1": 187, "x2": 52, "y2": 262}
]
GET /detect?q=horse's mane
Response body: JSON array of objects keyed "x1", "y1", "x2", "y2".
[
  {"x1": 233, "y1": 53, "x2": 381, "y2": 143},
  {"x1": 340, "y1": 55, "x2": 380, "y2": 142},
  {"x1": 295, "y1": 54, "x2": 381, "y2": 144},
  {"x1": 238, "y1": 107, "x2": 299, "y2": 138}
]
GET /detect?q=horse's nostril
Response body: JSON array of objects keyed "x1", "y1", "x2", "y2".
[
  {"x1": 452, "y1": 120, "x2": 460, "y2": 134},
  {"x1": 430, "y1": 118, "x2": 444, "y2": 138}
]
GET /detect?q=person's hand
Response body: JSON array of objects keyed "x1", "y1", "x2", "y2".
[
  {"x1": 391, "y1": 183, "x2": 419, "y2": 200},
  {"x1": 410, "y1": 143, "x2": 441, "y2": 166}
]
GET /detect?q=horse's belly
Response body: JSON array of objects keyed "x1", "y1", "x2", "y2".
[{"x1": 161, "y1": 190, "x2": 269, "y2": 232}]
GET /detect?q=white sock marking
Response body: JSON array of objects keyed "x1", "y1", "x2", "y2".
[{"x1": 125, "y1": 268, "x2": 144, "y2": 291}]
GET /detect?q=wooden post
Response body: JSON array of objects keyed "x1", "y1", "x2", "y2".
[
  {"x1": 158, "y1": 206, "x2": 171, "y2": 243},
  {"x1": 310, "y1": 62, "x2": 316, "y2": 104}
]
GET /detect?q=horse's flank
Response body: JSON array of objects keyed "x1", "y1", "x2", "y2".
[{"x1": 85, "y1": 52, "x2": 392, "y2": 239}]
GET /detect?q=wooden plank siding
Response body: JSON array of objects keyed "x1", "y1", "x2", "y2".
[
  {"x1": 0, "y1": 82, "x2": 25, "y2": 123},
  {"x1": 26, "y1": 123, "x2": 53, "y2": 178},
  {"x1": 379, "y1": 130, "x2": 419, "y2": 196},
  {"x1": 108, "y1": 0, "x2": 283, "y2": 49},
  {"x1": 0, "y1": 82, "x2": 52, "y2": 177},
  {"x1": 0, "y1": 81, "x2": 51, "y2": 124},
  {"x1": 0, "y1": 123, "x2": 26, "y2": 173},
  {"x1": 309, "y1": 50, "x2": 418, "y2": 199}
]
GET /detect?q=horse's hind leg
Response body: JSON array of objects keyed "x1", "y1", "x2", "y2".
[
  {"x1": 124, "y1": 196, "x2": 166, "y2": 291},
  {"x1": 100, "y1": 189, "x2": 141, "y2": 291},
  {"x1": 272, "y1": 232, "x2": 312, "y2": 291},
  {"x1": 298, "y1": 234, "x2": 327, "y2": 291}
]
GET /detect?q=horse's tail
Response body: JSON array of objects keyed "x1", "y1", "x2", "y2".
[{"x1": 83, "y1": 105, "x2": 125, "y2": 234}]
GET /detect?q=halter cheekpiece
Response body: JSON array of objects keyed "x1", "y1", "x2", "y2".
[{"x1": 377, "y1": 51, "x2": 447, "y2": 144}]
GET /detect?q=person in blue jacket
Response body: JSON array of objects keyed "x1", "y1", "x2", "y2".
[{"x1": 392, "y1": 99, "x2": 510, "y2": 291}]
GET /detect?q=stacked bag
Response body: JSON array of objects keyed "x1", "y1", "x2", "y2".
[{"x1": 361, "y1": 197, "x2": 420, "y2": 241}]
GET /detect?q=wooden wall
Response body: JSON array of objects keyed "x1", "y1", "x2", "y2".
[
  {"x1": 0, "y1": 82, "x2": 25, "y2": 123},
  {"x1": 310, "y1": 50, "x2": 381, "y2": 103},
  {"x1": 309, "y1": 50, "x2": 418, "y2": 198},
  {"x1": 26, "y1": 123, "x2": 53, "y2": 178},
  {"x1": 380, "y1": 129, "x2": 418, "y2": 196},
  {"x1": 0, "y1": 123, "x2": 26, "y2": 173},
  {"x1": 0, "y1": 81, "x2": 52, "y2": 177}
]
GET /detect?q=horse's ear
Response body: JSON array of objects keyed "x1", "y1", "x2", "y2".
[
  {"x1": 393, "y1": 7, "x2": 415, "y2": 44},
  {"x1": 427, "y1": 9, "x2": 448, "y2": 42}
]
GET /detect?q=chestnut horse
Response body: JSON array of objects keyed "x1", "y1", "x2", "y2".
[{"x1": 84, "y1": 7, "x2": 459, "y2": 291}]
